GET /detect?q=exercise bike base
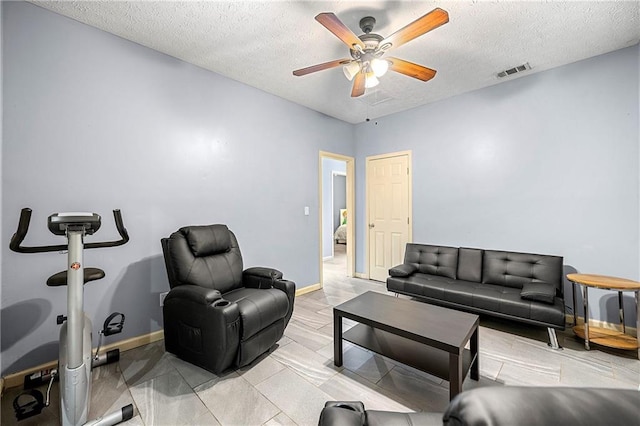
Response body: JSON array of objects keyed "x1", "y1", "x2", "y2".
[
  {"x1": 92, "y1": 349, "x2": 120, "y2": 368},
  {"x1": 85, "y1": 403, "x2": 134, "y2": 426}
]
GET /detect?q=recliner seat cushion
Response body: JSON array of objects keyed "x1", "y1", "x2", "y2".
[{"x1": 224, "y1": 287, "x2": 290, "y2": 339}]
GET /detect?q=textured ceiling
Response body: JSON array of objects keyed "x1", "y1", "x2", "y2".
[{"x1": 31, "y1": 1, "x2": 640, "y2": 124}]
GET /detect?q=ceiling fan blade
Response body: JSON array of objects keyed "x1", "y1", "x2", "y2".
[
  {"x1": 380, "y1": 8, "x2": 449, "y2": 50},
  {"x1": 351, "y1": 72, "x2": 365, "y2": 97},
  {"x1": 387, "y1": 57, "x2": 437, "y2": 82},
  {"x1": 293, "y1": 58, "x2": 352, "y2": 76},
  {"x1": 315, "y1": 13, "x2": 365, "y2": 50}
]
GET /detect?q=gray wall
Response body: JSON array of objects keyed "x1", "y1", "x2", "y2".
[
  {"x1": 355, "y1": 45, "x2": 639, "y2": 326},
  {"x1": 1, "y1": 2, "x2": 354, "y2": 374},
  {"x1": 321, "y1": 158, "x2": 346, "y2": 258}
]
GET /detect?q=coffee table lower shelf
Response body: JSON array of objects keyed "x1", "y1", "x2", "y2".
[{"x1": 343, "y1": 324, "x2": 474, "y2": 383}]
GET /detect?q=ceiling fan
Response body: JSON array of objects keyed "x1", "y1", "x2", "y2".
[{"x1": 293, "y1": 8, "x2": 449, "y2": 97}]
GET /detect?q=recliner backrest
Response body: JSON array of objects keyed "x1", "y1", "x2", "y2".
[{"x1": 161, "y1": 224, "x2": 243, "y2": 293}]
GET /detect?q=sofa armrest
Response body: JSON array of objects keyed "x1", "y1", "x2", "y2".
[
  {"x1": 389, "y1": 264, "x2": 418, "y2": 277},
  {"x1": 243, "y1": 267, "x2": 283, "y2": 289},
  {"x1": 520, "y1": 281, "x2": 556, "y2": 304},
  {"x1": 165, "y1": 285, "x2": 223, "y2": 305}
]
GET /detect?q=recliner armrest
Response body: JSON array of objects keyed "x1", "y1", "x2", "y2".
[
  {"x1": 243, "y1": 267, "x2": 283, "y2": 289},
  {"x1": 319, "y1": 402, "x2": 365, "y2": 426},
  {"x1": 273, "y1": 279, "x2": 296, "y2": 327},
  {"x1": 389, "y1": 263, "x2": 418, "y2": 277},
  {"x1": 166, "y1": 285, "x2": 223, "y2": 305}
]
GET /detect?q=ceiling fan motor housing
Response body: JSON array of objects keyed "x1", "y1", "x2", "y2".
[
  {"x1": 351, "y1": 33, "x2": 383, "y2": 59},
  {"x1": 359, "y1": 16, "x2": 376, "y2": 33}
]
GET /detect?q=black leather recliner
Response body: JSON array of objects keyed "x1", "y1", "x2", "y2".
[{"x1": 161, "y1": 224, "x2": 295, "y2": 373}]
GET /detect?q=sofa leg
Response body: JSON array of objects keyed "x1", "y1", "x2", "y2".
[
  {"x1": 547, "y1": 328, "x2": 562, "y2": 350},
  {"x1": 395, "y1": 293, "x2": 399, "y2": 298}
]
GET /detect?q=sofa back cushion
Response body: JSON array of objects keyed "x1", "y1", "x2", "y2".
[
  {"x1": 457, "y1": 248, "x2": 483, "y2": 282},
  {"x1": 404, "y1": 244, "x2": 459, "y2": 279},
  {"x1": 482, "y1": 250, "x2": 563, "y2": 293}
]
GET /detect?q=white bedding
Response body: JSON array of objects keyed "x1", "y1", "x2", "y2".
[{"x1": 334, "y1": 224, "x2": 347, "y2": 244}]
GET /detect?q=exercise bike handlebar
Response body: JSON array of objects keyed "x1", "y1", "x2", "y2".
[{"x1": 9, "y1": 208, "x2": 130, "y2": 253}]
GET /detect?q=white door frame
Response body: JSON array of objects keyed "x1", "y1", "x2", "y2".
[
  {"x1": 365, "y1": 150, "x2": 413, "y2": 279},
  {"x1": 319, "y1": 151, "x2": 355, "y2": 288}
]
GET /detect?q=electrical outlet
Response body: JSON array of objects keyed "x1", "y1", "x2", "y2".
[{"x1": 159, "y1": 292, "x2": 169, "y2": 307}]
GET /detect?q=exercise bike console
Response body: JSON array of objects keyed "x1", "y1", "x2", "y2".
[{"x1": 48, "y1": 212, "x2": 102, "y2": 236}]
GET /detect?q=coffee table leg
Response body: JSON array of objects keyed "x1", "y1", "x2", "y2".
[
  {"x1": 333, "y1": 311, "x2": 343, "y2": 367},
  {"x1": 470, "y1": 326, "x2": 479, "y2": 381},
  {"x1": 449, "y1": 353, "x2": 462, "y2": 400}
]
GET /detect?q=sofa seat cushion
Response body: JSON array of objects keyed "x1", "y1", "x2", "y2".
[
  {"x1": 388, "y1": 273, "x2": 455, "y2": 299},
  {"x1": 391, "y1": 274, "x2": 565, "y2": 327},
  {"x1": 224, "y1": 287, "x2": 290, "y2": 340}
]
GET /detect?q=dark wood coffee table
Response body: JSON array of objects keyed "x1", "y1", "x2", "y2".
[{"x1": 333, "y1": 291, "x2": 479, "y2": 400}]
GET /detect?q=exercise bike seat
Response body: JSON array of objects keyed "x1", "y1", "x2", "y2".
[{"x1": 46, "y1": 267, "x2": 105, "y2": 286}]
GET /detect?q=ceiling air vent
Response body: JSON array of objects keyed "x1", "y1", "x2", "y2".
[
  {"x1": 497, "y1": 62, "x2": 531, "y2": 78},
  {"x1": 357, "y1": 90, "x2": 395, "y2": 106}
]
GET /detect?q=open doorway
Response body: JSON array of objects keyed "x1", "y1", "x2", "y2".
[{"x1": 319, "y1": 151, "x2": 354, "y2": 289}]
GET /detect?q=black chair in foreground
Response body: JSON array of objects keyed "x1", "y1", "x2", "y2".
[
  {"x1": 161, "y1": 224, "x2": 295, "y2": 373},
  {"x1": 318, "y1": 386, "x2": 640, "y2": 426}
]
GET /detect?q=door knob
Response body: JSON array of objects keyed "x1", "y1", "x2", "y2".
[{"x1": 368, "y1": 223, "x2": 375, "y2": 229}]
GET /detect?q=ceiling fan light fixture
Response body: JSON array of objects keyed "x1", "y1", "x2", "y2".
[
  {"x1": 364, "y1": 72, "x2": 379, "y2": 88},
  {"x1": 343, "y1": 61, "x2": 361, "y2": 81},
  {"x1": 371, "y1": 58, "x2": 389, "y2": 77}
]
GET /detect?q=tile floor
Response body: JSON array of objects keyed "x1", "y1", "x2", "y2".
[{"x1": 2, "y1": 243, "x2": 639, "y2": 425}]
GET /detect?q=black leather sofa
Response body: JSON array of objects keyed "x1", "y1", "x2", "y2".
[
  {"x1": 387, "y1": 244, "x2": 565, "y2": 347},
  {"x1": 318, "y1": 387, "x2": 640, "y2": 425},
  {"x1": 161, "y1": 224, "x2": 295, "y2": 373}
]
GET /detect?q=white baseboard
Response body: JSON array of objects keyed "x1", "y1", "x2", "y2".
[
  {"x1": 2, "y1": 330, "x2": 164, "y2": 390},
  {"x1": 295, "y1": 283, "x2": 322, "y2": 296},
  {"x1": 354, "y1": 272, "x2": 368, "y2": 279},
  {"x1": 323, "y1": 255, "x2": 333, "y2": 261}
]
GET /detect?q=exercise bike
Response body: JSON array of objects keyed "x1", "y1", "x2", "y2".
[{"x1": 10, "y1": 208, "x2": 134, "y2": 426}]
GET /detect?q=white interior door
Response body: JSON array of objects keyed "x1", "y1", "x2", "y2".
[{"x1": 367, "y1": 153, "x2": 411, "y2": 282}]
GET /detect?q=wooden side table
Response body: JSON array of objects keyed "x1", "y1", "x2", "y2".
[{"x1": 566, "y1": 273, "x2": 640, "y2": 358}]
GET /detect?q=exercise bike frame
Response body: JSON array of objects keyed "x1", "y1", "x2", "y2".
[{"x1": 10, "y1": 208, "x2": 131, "y2": 426}]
